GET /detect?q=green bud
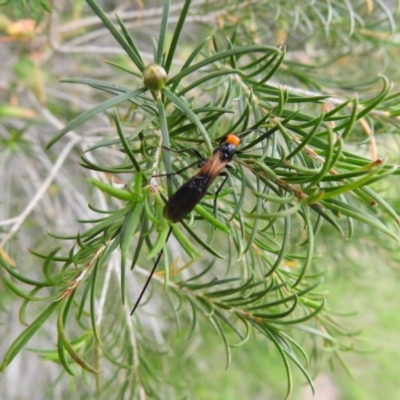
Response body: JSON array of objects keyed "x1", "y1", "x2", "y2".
[{"x1": 142, "y1": 63, "x2": 167, "y2": 91}]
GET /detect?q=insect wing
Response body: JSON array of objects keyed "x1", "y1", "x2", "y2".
[{"x1": 163, "y1": 174, "x2": 211, "y2": 222}]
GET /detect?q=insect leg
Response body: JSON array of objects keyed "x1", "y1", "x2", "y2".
[
  {"x1": 162, "y1": 146, "x2": 205, "y2": 161},
  {"x1": 213, "y1": 171, "x2": 229, "y2": 217},
  {"x1": 154, "y1": 148, "x2": 206, "y2": 178},
  {"x1": 153, "y1": 159, "x2": 203, "y2": 178},
  {"x1": 131, "y1": 227, "x2": 173, "y2": 315}
]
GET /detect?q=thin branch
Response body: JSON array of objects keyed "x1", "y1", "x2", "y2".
[{"x1": 0, "y1": 134, "x2": 81, "y2": 247}]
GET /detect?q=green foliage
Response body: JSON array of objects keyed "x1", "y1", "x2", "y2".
[
  {"x1": 0, "y1": 0, "x2": 51, "y2": 19},
  {"x1": 1, "y1": 0, "x2": 400, "y2": 399}
]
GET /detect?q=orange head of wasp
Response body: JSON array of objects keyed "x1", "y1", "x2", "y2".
[
  {"x1": 216, "y1": 134, "x2": 240, "y2": 162},
  {"x1": 224, "y1": 134, "x2": 241, "y2": 147}
]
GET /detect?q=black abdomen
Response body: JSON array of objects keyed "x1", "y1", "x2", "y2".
[{"x1": 163, "y1": 174, "x2": 211, "y2": 222}]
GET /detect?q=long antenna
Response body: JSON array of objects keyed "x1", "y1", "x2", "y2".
[{"x1": 131, "y1": 226, "x2": 173, "y2": 315}]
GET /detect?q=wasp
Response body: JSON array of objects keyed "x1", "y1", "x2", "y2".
[
  {"x1": 163, "y1": 134, "x2": 241, "y2": 222},
  {"x1": 131, "y1": 134, "x2": 241, "y2": 314}
]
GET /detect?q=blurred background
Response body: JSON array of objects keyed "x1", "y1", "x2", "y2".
[{"x1": 1, "y1": 1, "x2": 400, "y2": 399}]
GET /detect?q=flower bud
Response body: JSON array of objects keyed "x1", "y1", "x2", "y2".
[{"x1": 142, "y1": 63, "x2": 167, "y2": 91}]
